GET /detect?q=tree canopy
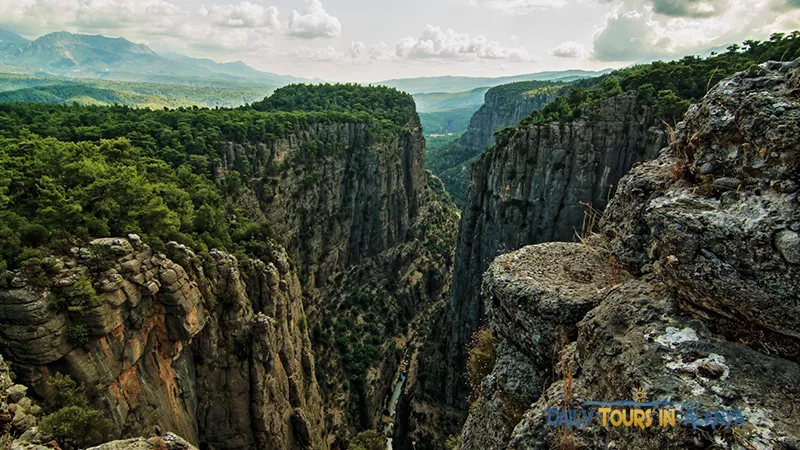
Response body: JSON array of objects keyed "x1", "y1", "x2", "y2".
[{"x1": 0, "y1": 84, "x2": 414, "y2": 277}]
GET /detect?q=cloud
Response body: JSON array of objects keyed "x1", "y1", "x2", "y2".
[
  {"x1": 548, "y1": 41, "x2": 589, "y2": 58},
  {"x1": 349, "y1": 41, "x2": 394, "y2": 60},
  {"x1": 466, "y1": 0, "x2": 569, "y2": 13},
  {"x1": 288, "y1": 45, "x2": 341, "y2": 60},
  {"x1": 0, "y1": 0, "x2": 280, "y2": 52},
  {"x1": 287, "y1": 0, "x2": 341, "y2": 39},
  {"x1": 591, "y1": 0, "x2": 799, "y2": 62},
  {"x1": 201, "y1": 2, "x2": 280, "y2": 29},
  {"x1": 599, "y1": 0, "x2": 729, "y2": 17},
  {"x1": 649, "y1": 0, "x2": 727, "y2": 17},
  {"x1": 395, "y1": 25, "x2": 531, "y2": 61}
]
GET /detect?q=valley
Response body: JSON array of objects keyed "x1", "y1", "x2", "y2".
[{"x1": 0, "y1": 23, "x2": 799, "y2": 450}]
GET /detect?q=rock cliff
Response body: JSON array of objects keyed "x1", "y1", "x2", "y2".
[
  {"x1": 402, "y1": 92, "x2": 667, "y2": 448},
  {"x1": 223, "y1": 118, "x2": 427, "y2": 294},
  {"x1": 459, "y1": 59, "x2": 800, "y2": 449},
  {"x1": 428, "y1": 83, "x2": 563, "y2": 207},
  {"x1": 0, "y1": 101, "x2": 458, "y2": 449},
  {"x1": 0, "y1": 236, "x2": 326, "y2": 450}
]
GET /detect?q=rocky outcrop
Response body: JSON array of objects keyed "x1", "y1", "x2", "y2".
[
  {"x1": 405, "y1": 92, "x2": 667, "y2": 448},
  {"x1": 0, "y1": 236, "x2": 326, "y2": 450},
  {"x1": 459, "y1": 59, "x2": 800, "y2": 449},
  {"x1": 85, "y1": 433, "x2": 198, "y2": 450}
]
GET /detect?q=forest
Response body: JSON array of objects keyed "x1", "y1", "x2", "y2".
[
  {"x1": 0, "y1": 84, "x2": 417, "y2": 280},
  {"x1": 521, "y1": 31, "x2": 800, "y2": 126}
]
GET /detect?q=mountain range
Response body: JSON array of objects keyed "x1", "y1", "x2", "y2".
[
  {"x1": 376, "y1": 69, "x2": 612, "y2": 94},
  {"x1": 0, "y1": 29, "x2": 313, "y2": 86}
]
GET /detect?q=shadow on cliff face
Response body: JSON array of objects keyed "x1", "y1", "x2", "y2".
[{"x1": 458, "y1": 59, "x2": 800, "y2": 450}]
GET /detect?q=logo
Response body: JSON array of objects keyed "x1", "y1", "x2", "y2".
[{"x1": 545, "y1": 387, "x2": 747, "y2": 430}]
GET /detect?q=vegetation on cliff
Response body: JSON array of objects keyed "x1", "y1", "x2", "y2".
[
  {"x1": 516, "y1": 31, "x2": 800, "y2": 128},
  {"x1": 252, "y1": 83, "x2": 417, "y2": 132},
  {"x1": 0, "y1": 84, "x2": 417, "y2": 279}
]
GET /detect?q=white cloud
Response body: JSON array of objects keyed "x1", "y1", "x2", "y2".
[
  {"x1": 202, "y1": 2, "x2": 280, "y2": 30},
  {"x1": 548, "y1": 41, "x2": 590, "y2": 57},
  {"x1": 288, "y1": 45, "x2": 342, "y2": 61},
  {"x1": 0, "y1": 0, "x2": 280, "y2": 52},
  {"x1": 349, "y1": 41, "x2": 395, "y2": 60},
  {"x1": 591, "y1": 0, "x2": 799, "y2": 62},
  {"x1": 466, "y1": 0, "x2": 569, "y2": 13},
  {"x1": 395, "y1": 25, "x2": 531, "y2": 61},
  {"x1": 287, "y1": 0, "x2": 341, "y2": 39}
]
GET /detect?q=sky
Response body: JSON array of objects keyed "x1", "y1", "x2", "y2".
[{"x1": 0, "y1": 0, "x2": 799, "y2": 82}]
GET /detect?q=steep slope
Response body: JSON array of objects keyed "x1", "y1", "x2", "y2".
[
  {"x1": 462, "y1": 58, "x2": 800, "y2": 450},
  {"x1": 426, "y1": 81, "x2": 565, "y2": 207},
  {"x1": 0, "y1": 85, "x2": 459, "y2": 449},
  {"x1": 399, "y1": 90, "x2": 667, "y2": 449}
]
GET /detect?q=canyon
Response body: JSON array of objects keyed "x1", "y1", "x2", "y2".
[{"x1": 1, "y1": 51, "x2": 799, "y2": 450}]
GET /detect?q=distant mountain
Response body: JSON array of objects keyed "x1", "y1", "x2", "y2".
[
  {"x1": 0, "y1": 29, "x2": 312, "y2": 87},
  {"x1": 0, "y1": 29, "x2": 30, "y2": 52},
  {"x1": 377, "y1": 69, "x2": 613, "y2": 94},
  {"x1": 160, "y1": 52, "x2": 317, "y2": 86}
]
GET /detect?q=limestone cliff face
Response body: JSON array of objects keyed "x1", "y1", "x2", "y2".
[
  {"x1": 456, "y1": 88, "x2": 558, "y2": 163},
  {"x1": 0, "y1": 236, "x2": 325, "y2": 450},
  {"x1": 223, "y1": 117, "x2": 426, "y2": 294},
  {"x1": 0, "y1": 110, "x2": 453, "y2": 449},
  {"x1": 459, "y1": 60, "x2": 800, "y2": 449},
  {"x1": 404, "y1": 94, "x2": 666, "y2": 447},
  {"x1": 431, "y1": 85, "x2": 561, "y2": 207}
]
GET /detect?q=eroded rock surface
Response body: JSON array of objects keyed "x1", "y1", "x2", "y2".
[{"x1": 458, "y1": 59, "x2": 800, "y2": 450}]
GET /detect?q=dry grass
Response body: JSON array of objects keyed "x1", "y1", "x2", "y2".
[
  {"x1": 575, "y1": 201, "x2": 624, "y2": 287},
  {"x1": 552, "y1": 428, "x2": 582, "y2": 450},
  {"x1": 548, "y1": 333, "x2": 582, "y2": 450},
  {"x1": 467, "y1": 328, "x2": 497, "y2": 402}
]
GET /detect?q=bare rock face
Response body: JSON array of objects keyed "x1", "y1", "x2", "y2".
[
  {"x1": 0, "y1": 238, "x2": 327, "y2": 450},
  {"x1": 85, "y1": 433, "x2": 198, "y2": 450},
  {"x1": 604, "y1": 59, "x2": 800, "y2": 339},
  {"x1": 224, "y1": 118, "x2": 427, "y2": 297},
  {"x1": 407, "y1": 93, "x2": 667, "y2": 448},
  {"x1": 432, "y1": 86, "x2": 561, "y2": 208},
  {"x1": 459, "y1": 60, "x2": 800, "y2": 449},
  {"x1": 460, "y1": 243, "x2": 616, "y2": 450}
]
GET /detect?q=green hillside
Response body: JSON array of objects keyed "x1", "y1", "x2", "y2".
[{"x1": 0, "y1": 73, "x2": 275, "y2": 108}]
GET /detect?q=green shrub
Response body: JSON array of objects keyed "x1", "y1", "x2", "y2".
[
  {"x1": 87, "y1": 245, "x2": 117, "y2": 272},
  {"x1": 40, "y1": 373, "x2": 114, "y2": 448},
  {"x1": 67, "y1": 324, "x2": 90, "y2": 347},
  {"x1": 233, "y1": 332, "x2": 253, "y2": 359},
  {"x1": 349, "y1": 430, "x2": 385, "y2": 450},
  {"x1": 57, "y1": 277, "x2": 98, "y2": 312},
  {"x1": 40, "y1": 405, "x2": 113, "y2": 448},
  {"x1": 445, "y1": 435, "x2": 462, "y2": 450}
]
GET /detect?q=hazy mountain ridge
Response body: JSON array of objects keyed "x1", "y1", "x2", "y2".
[
  {"x1": 0, "y1": 29, "x2": 311, "y2": 86},
  {"x1": 377, "y1": 69, "x2": 612, "y2": 94}
]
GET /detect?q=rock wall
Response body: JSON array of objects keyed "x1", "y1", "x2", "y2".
[
  {"x1": 402, "y1": 93, "x2": 667, "y2": 448},
  {"x1": 0, "y1": 236, "x2": 326, "y2": 450},
  {"x1": 0, "y1": 110, "x2": 454, "y2": 449},
  {"x1": 460, "y1": 59, "x2": 800, "y2": 449},
  {"x1": 430, "y1": 85, "x2": 561, "y2": 208},
  {"x1": 224, "y1": 117, "x2": 426, "y2": 295}
]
